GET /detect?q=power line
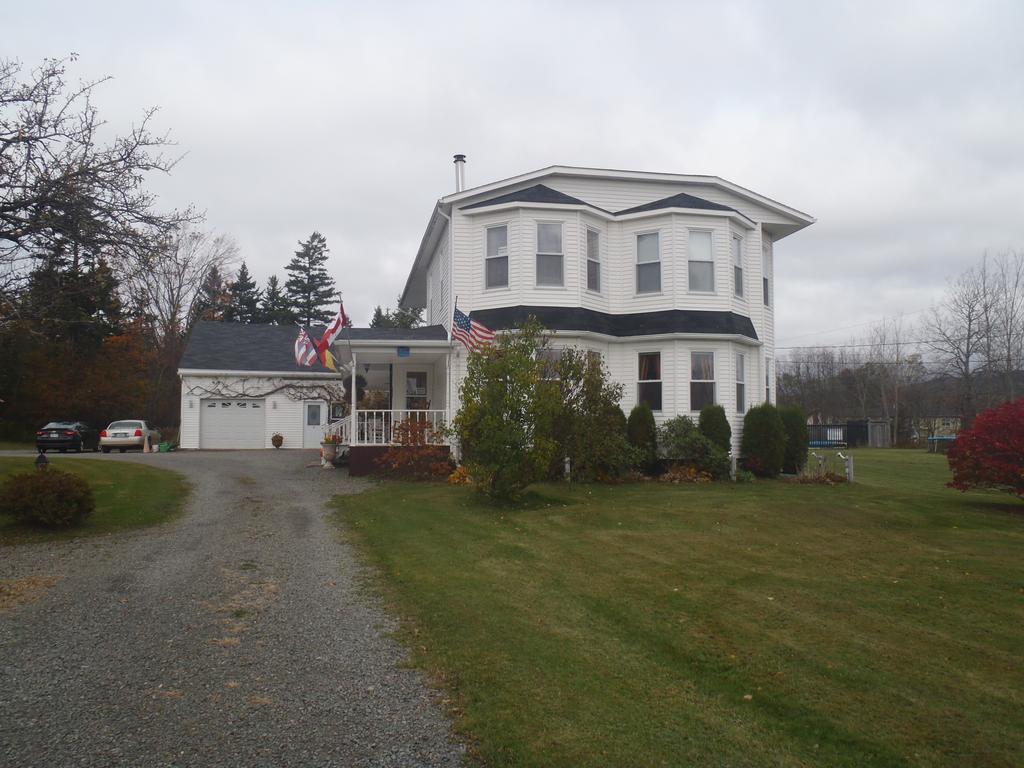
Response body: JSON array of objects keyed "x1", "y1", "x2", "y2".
[{"x1": 775, "y1": 307, "x2": 930, "y2": 344}]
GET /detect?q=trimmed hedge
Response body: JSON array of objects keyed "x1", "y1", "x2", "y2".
[
  {"x1": 0, "y1": 468, "x2": 95, "y2": 528},
  {"x1": 698, "y1": 404, "x2": 732, "y2": 453},
  {"x1": 778, "y1": 406, "x2": 810, "y2": 474},
  {"x1": 659, "y1": 416, "x2": 730, "y2": 479},
  {"x1": 627, "y1": 402, "x2": 658, "y2": 474},
  {"x1": 740, "y1": 404, "x2": 787, "y2": 478}
]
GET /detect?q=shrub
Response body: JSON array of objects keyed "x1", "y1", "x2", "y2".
[
  {"x1": 659, "y1": 415, "x2": 730, "y2": 480},
  {"x1": 376, "y1": 418, "x2": 452, "y2": 480},
  {"x1": 740, "y1": 404, "x2": 787, "y2": 478},
  {"x1": 0, "y1": 468, "x2": 95, "y2": 528},
  {"x1": 627, "y1": 402, "x2": 658, "y2": 474},
  {"x1": 698, "y1": 404, "x2": 732, "y2": 453},
  {"x1": 271, "y1": 433, "x2": 284, "y2": 449},
  {"x1": 778, "y1": 406, "x2": 810, "y2": 474},
  {"x1": 453, "y1": 318, "x2": 560, "y2": 499},
  {"x1": 550, "y1": 348, "x2": 635, "y2": 482},
  {"x1": 447, "y1": 466, "x2": 472, "y2": 486},
  {"x1": 947, "y1": 398, "x2": 1024, "y2": 498}
]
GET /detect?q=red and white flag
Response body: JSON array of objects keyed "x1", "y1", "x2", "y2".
[
  {"x1": 319, "y1": 301, "x2": 349, "y2": 350},
  {"x1": 294, "y1": 328, "x2": 318, "y2": 367},
  {"x1": 452, "y1": 307, "x2": 496, "y2": 351}
]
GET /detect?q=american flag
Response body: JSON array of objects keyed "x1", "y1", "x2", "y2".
[
  {"x1": 452, "y1": 307, "x2": 496, "y2": 351},
  {"x1": 293, "y1": 328, "x2": 318, "y2": 366}
]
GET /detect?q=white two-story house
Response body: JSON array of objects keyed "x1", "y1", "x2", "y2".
[
  {"x1": 401, "y1": 159, "x2": 814, "y2": 445},
  {"x1": 177, "y1": 160, "x2": 812, "y2": 470}
]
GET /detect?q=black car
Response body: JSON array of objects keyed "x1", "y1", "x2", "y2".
[{"x1": 35, "y1": 421, "x2": 99, "y2": 453}]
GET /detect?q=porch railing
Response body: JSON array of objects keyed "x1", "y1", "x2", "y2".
[{"x1": 324, "y1": 410, "x2": 447, "y2": 446}]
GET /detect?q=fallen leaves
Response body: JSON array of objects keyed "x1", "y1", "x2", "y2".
[{"x1": 0, "y1": 576, "x2": 60, "y2": 612}]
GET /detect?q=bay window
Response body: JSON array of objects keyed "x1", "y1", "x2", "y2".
[
  {"x1": 586, "y1": 228, "x2": 600, "y2": 292},
  {"x1": 536, "y1": 222, "x2": 563, "y2": 286},
  {"x1": 690, "y1": 351, "x2": 715, "y2": 411},
  {"x1": 736, "y1": 353, "x2": 746, "y2": 413},
  {"x1": 636, "y1": 232, "x2": 661, "y2": 293},
  {"x1": 638, "y1": 352, "x2": 662, "y2": 411},
  {"x1": 688, "y1": 230, "x2": 714, "y2": 292},
  {"x1": 485, "y1": 225, "x2": 508, "y2": 289},
  {"x1": 732, "y1": 235, "x2": 744, "y2": 297}
]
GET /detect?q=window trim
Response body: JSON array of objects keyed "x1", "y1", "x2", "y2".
[
  {"x1": 732, "y1": 234, "x2": 744, "y2": 298},
  {"x1": 637, "y1": 350, "x2": 663, "y2": 413},
  {"x1": 690, "y1": 350, "x2": 716, "y2": 412},
  {"x1": 635, "y1": 230, "x2": 662, "y2": 295},
  {"x1": 687, "y1": 228, "x2": 716, "y2": 294},
  {"x1": 484, "y1": 222, "x2": 510, "y2": 291},
  {"x1": 585, "y1": 226, "x2": 601, "y2": 294},
  {"x1": 535, "y1": 220, "x2": 565, "y2": 288}
]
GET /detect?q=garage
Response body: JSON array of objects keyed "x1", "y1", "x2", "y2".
[{"x1": 199, "y1": 399, "x2": 266, "y2": 449}]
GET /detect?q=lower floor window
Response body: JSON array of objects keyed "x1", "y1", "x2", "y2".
[
  {"x1": 736, "y1": 353, "x2": 746, "y2": 413},
  {"x1": 638, "y1": 352, "x2": 662, "y2": 411},
  {"x1": 691, "y1": 351, "x2": 715, "y2": 411}
]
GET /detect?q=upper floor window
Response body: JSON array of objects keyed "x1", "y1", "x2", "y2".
[
  {"x1": 732, "y1": 235, "x2": 744, "y2": 297},
  {"x1": 736, "y1": 353, "x2": 746, "y2": 413},
  {"x1": 638, "y1": 352, "x2": 662, "y2": 411},
  {"x1": 688, "y1": 230, "x2": 714, "y2": 292},
  {"x1": 536, "y1": 222, "x2": 563, "y2": 286},
  {"x1": 485, "y1": 225, "x2": 508, "y2": 289},
  {"x1": 586, "y1": 228, "x2": 600, "y2": 292},
  {"x1": 762, "y1": 242, "x2": 772, "y2": 307},
  {"x1": 636, "y1": 232, "x2": 661, "y2": 294},
  {"x1": 691, "y1": 351, "x2": 715, "y2": 411}
]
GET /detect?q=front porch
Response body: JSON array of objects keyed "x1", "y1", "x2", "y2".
[{"x1": 318, "y1": 330, "x2": 453, "y2": 464}]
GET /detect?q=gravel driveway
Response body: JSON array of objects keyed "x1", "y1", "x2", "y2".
[{"x1": 0, "y1": 450, "x2": 463, "y2": 767}]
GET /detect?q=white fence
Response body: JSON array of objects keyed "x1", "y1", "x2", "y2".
[{"x1": 325, "y1": 410, "x2": 447, "y2": 446}]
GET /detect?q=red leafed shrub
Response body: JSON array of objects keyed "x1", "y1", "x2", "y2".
[
  {"x1": 947, "y1": 398, "x2": 1024, "y2": 499},
  {"x1": 375, "y1": 418, "x2": 452, "y2": 480}
]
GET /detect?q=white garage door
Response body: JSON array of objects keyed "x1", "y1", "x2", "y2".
[{"x1": 200, "y1": 399, "x2": 266, "y2": 449}]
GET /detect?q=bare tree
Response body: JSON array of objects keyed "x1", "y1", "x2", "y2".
[
  {"x1": 988, "y1": 251, "x2": 1024, "y2": 401},
  {"x1": 127, "y1": 227, "x2": 239, "y2": 348},
  {"x1": 923, "y1": 267, "x2": 988, "y2": 428},
  {"x1": 0, "y1": 55, "x2": 198, "y2": 310}
]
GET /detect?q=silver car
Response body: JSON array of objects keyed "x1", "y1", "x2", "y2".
[{"x1": 100, "y1": 420, "x2": 161, "y2": 453}]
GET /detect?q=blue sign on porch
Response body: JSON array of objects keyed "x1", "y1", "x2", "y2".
[{"x1": 397, "y1": 346, "x2": 410, "y2": 358}]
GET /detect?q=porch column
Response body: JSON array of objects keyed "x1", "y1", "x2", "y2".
[{"x1": 350, "y1": 351, "x2": 357, "y2": 445}]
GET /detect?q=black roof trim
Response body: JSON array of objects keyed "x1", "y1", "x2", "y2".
[
  {"x1": 460, "y1": 184, "x2": 600, "y2": 211},
  {"x1": 179, "y1": 321, "x2": 448, "y2": 374},
  {"x1": 470, "y1": 306, "x2": 758, "y2": 341},
  {"x1": 616, "y1": 191, "x2": 737, "y2": 216}
]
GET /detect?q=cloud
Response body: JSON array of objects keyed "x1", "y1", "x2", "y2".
[{"x1": 6, "y1": 0, "x2": 1023, "y2": 340}]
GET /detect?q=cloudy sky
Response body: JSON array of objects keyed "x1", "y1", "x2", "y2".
[{"x1": 8, "y1": 0, "x2": 1024, "y2": 346}]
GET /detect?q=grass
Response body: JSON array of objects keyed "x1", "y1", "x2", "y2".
[
  {"x1": 0, "y1": 457, "x2": 188, "y2": 544},
  {"x1": 333, "y1": 450, "x2": 1024, "y2": 767},
  {"x1": 0, "y1": 441, "x2": 32, "y2": 451}
]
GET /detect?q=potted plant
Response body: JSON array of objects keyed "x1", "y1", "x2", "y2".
[
  {"x1": 271, "y1": 432, "x2": 284, "y2": 449},
  {"x1": 321, "y1": 432, "x2": 341, "y2": 462}
]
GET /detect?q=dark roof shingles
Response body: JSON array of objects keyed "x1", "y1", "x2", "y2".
[
  {"x1": 179, "y1": 322, "x2": 448, "y2": 374},
  {"x1": 615, "y1": 191, "x2": 737, "y2": 216},
  {"x1": 460, "y1": 184, "x2": 594, "y2": 210}
]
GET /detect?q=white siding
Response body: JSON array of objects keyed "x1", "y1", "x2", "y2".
[
  {"x1": 179, "y1": 375, "x2": 336, "y2": 449},
  {"x1": 425, "y1": 228, "x2": 451, "y2": 328}
]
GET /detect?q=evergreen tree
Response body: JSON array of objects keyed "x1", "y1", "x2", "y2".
[
  {"x1": 368, "y1": 296, "x2": 423, "y2": 329},
  {"x1": 225, "y1": 261, "x2": 261, "y2": 323},
  {"x1": 257, "y1": 275, "x2": 294, "y2": 325},
  {"x1": 369, "y1": 305, "x2": 394, "y2": 328},
  {"x1": 189, "y1": 265, "x2": 232, "y2": 327},
  {"x1": 284, "y1": 231, "x2": 336, "y2": 325}
]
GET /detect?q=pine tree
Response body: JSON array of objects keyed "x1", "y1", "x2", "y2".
[
  {"x1": 257, "y1": 275, "x2": 295, "y2": 325},
  {"x1": 284, "y1": 231, "x2": 336, "y2": 326},
  {"x1": 225, "y1": 261, "x2": 261, "y2": 323},
  {"x1": 189, "y1": 265, "x2": 232, "y2": 327},
  {"x1": 369, "y1": 305, "x2": 393, "y2": 328}
]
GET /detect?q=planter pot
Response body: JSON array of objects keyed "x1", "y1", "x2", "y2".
[{"x1": 321, "y1": 442, "x2": 338, "y2": 463}]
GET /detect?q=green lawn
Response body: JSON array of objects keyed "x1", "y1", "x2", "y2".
[
  {"x1": 0, "y1": 457, "x2": 188, "y2": 544},
  {"x1": 0, "y1": 441, "x2": 32, "y2": 451},
  {"x1": 333, "y1": 450, "x2": 1024, "y2": 767}
]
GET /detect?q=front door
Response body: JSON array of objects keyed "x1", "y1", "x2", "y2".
[{"x1": 303, "y1": 400, "x2": 326, "y2": 448}]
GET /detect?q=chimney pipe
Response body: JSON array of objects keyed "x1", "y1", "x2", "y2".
[{"x1": 453, "y1": 154, "x2": 466, "y2": 192}]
